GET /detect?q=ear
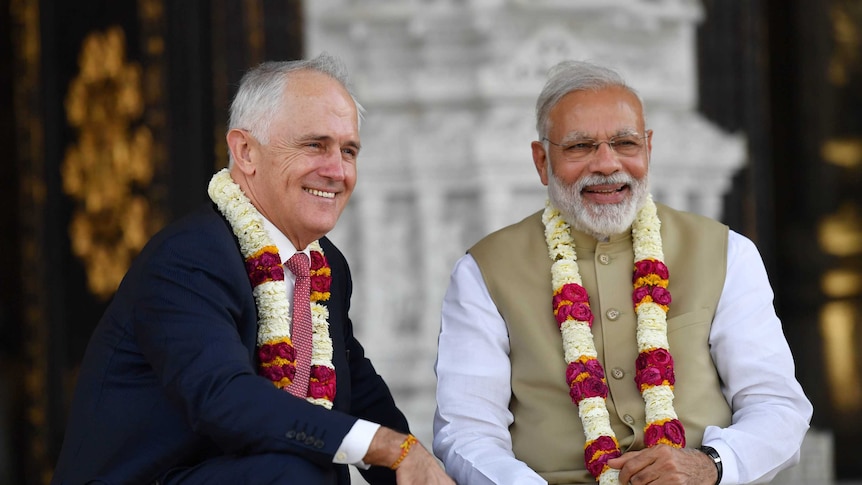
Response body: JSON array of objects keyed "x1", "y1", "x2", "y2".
[
  {"x1": 531, "y1": 140, "x2": 550, "y2": 186},
  {"x1": 227, "y1": 129, "x2": 256, "y2": 175},
  {"x1": 646, "y1": 129, "x2": 653, "y2": 163}
]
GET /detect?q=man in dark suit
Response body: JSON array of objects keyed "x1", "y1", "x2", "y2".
[{"x1": 51, "y1": 54, "x2": 453, "y2": 485}]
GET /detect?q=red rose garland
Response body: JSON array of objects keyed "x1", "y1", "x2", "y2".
[
  {"x1": 544, "y1": 195, "x2": 685, "y2": 484},
  {"x1": 208, "y1": 169, "x2": 336, "y2": 409}
]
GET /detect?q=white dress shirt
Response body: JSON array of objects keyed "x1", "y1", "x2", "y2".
[
  {"x1": 433, "y1": 230, "x2": 813, "y2": 484},
  {"x1": 262, "y1": 219, "x2": 378, "y2": 467}
]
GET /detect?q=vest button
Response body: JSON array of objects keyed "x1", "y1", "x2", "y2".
[
  {"x1": 624, "y1": 414, "x2": 635, "y2": 425},
  {"x1": 611, "y1": 367, "x2": 625, "y2": 379},
  {"x1": 606, "y1": 309, "x2": 620, "y2": 320},
  {"x1": 598, "y1": 254, "x2": 611, "y2": 265}
]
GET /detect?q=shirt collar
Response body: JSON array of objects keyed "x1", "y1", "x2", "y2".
[{"x1": 260, "y1": 217, "x2": 308, "y2": 261}]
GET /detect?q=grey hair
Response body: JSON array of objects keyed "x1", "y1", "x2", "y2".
[
  {"x1": 535, "y1": 60, "x2": 643, "y2": 140},
  {"x1": 227, "y1": 53, "x2": 364, "y2": 155}
]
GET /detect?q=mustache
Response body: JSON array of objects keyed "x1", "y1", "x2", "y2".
[{"x1": 573, "y1": 172, "x2": 636, "y2": 192}]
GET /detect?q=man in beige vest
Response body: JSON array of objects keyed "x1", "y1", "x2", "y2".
[{"x1": 433, "y1": 60, "x2": 812, "y2": 484}]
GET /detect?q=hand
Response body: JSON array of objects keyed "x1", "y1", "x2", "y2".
[
  {"x1": 607, "y1": 444, "x2": 717, "y2": 485},
  {"x1": 393, "y1": 440, "x2": 455, "y2": 484},
  {"x1": 364, "y1": 427, "x2": 454, "y2": 484}
]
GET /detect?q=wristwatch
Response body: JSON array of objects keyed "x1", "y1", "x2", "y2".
[{"x1": 698, "y1": 446, "x2": 723, "y2": 485}]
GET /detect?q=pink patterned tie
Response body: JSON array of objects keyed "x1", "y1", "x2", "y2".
[{"x1": 285, "y1": 252, "x2": 313, "y2": 398}]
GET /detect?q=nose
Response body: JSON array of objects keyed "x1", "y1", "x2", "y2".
[
  {"x1": 318, "y1": 150, "x2": 347, "y2": 181},
  {"x1": 588, "y1": 142, "x2": 622, "y2": 175}
]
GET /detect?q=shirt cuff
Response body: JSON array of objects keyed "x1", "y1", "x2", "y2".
[
  {"x1": 333, "y1": 419, "x2": 381, "y2": 469},
  {"x1": 702, "y1": 433, "x2": 735, "y2": 485}
]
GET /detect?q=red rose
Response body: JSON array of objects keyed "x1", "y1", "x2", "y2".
[
  {"x1": 654, "y1": 261, "x2": 670, "y2": 279},
  {"x1": 310, "y1": 251, "x2": 327, "y2": 270},
  {"x1": 651, "y1": 286, "x2": 672, "y2": 305},
  {"x1": 581, "y1": 376, "x2": 608, "y2": 399},
  {"x1": 309, "y1": 366, "x2": 337, "y2": 400},
  {"x1": 570, "y1": 302, "x2": 594, "y2": 324},
  {"x1": 584, "y1": 359, "x2": 605, "y2": 380},
  {"x1": 553, "y1": 284, "x2": 589, "y2": 311},
  {"x1": 247, "y1": 267, "x2": 267, "y2": 286},
  {"x1": 259, "y1": 251, "x2": 280, "y2": 268},
  {"x1": 648, "y1": 348, "x2": 673, "y2": 367},
  {"x1": 258, "y1": 344, "x2": 274, "y2": 363},
  {"x1": 311, "y1": 275, "x2": 331, "y2": 293},
  {"x1": 275, "y1": 342, "x2": 296, "y2": 361},
  {"x1": 555, "y1": 303, "x2": 571, "y2": 325},
  {"x1": 595, "y1": 436, "x2": 618, "y2": 452},
  {"x1": 270, "y1": 265, "x2": 285, "y2": 281},
  {"x1": 555, "y1": 302, "x2": 588, "y2": 325},
  {"x1": 282, "y1": 363, "x2": 296, "y2": 382},
  {"x1": 661, "y1": 365, "x2": 676, "y2": 385},
  {"x1": 644, "y1": 423, "x2": 665, "y2": 446},
  {"x1": 585, "y1": 436, "x2": 618, "y2": 461},
  {"x1": 561, "y1": 283, "x2": 590, "y2": 303},
  {"x1": 635, "y1": 367, "x2": 663, "y2": 389},
  {"x1": 633, "y1": 260, "x2": 656, "y2": 280},
  {"x1": 552, "y1": 292, "x2": 567, "y2": 310},
  {"x1": 261, "y1": 364, "x2": 284, "y2": 382},
  {"x1": 312, "y1": 365, "x2": 335, "y2": 382},
  {"x1": 586, "y1": 451, "x2": 617, "y2": 479},
  {"x1": 663, "y1": 419, "x2": 686, "y2": 446},
  {"x1": 566, "y1": 361, "x2": 586, "y2": 384},
  {"x1": 635, "y1": 353, "x2": 649, "y2": 371},
  {"x1": 569, "y1": 380, "x2": 583, "y2": 403},
  {"x1": 309, "y1": 380, "x2": 336, "y2": 400},
  {"x1": 632, "y1": 285, "x2": 650, "y2": 304},
  {"x1": 584, "y1": 437, "x2": 621, "y2": 478}
]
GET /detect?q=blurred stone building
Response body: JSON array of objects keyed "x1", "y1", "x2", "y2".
[{"x1": 306, "y1": 0, "x2": 746, "y2": 447}]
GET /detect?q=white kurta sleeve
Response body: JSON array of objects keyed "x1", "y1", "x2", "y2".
[
  {"x1": 433, "y1": 254, "x2": 547, "y2": 485},
  {"x1": 702, "y1": 230, "x2": 813, "y2": 484}
]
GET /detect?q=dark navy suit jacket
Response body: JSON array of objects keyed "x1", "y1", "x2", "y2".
[{"x1": 51, "y1": 203, "x2": 408, "y2": 484}]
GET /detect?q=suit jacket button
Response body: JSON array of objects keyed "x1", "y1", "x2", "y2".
[
  {"x1": 304, "y1": 436, "x2": 316, "y2": 445},
  {"x1": 296, "y1": 432, "x2": 307, "y2": 441},
  {"x1": 315, "y1": 439, "x2": 325, "y2": 448},
  {"x1": 285, "y1": 430, "x2": 296, "y2": 439}
]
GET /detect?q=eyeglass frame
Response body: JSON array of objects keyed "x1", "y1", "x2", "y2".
[{"x1": 541, "y1": 129, "x2": 652, "y2": 160}]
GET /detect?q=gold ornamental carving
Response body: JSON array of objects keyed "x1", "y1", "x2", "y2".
[{"x1": 62, "y1": 26, "x2": 158, "y2": 299}]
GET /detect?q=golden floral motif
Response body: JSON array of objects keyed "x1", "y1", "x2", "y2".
[{"x1": 62, "y1": 26, "x2": 159, "y2": 299}]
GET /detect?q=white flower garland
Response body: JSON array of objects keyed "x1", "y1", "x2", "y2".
[
  {"x1": 208, "y1": 168, "x2": 335, "y2": 408},
  {"x1": 543, "y1": 194, "x2": 683, "y2": 484}
]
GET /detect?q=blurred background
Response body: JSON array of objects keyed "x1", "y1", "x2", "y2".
[{"x1": 1, "y1": 0, "x2": 860, "y2": 483}]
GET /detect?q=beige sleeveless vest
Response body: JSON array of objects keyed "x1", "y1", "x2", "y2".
[{"x1": 468, "y1": 203, "x2": 732, "y2": 484}]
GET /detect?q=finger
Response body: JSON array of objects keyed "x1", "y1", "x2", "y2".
[
  {"x1": 617, "y1": 451, "x2": 657, "y2": 484},
  {"x1": 608, "y1": 448, "x2": 641, "y2": 468}
]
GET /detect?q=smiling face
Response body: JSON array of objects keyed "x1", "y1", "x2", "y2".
[
  {"x1": 531, "y1": 86, "x2": 652, "y2": 239},
  {"x1": 227, "y1": 70, "x2": 360, "y2": 250}
]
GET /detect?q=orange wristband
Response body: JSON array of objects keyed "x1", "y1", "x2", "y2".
[{"x1": 389, "y1": 433, "x2": 418, "y2": 470}]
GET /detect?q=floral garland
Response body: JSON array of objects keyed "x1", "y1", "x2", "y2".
[
  {"x1": 208, "y1": 168, "x2": 336, "y2": 409},
  {"x1": 543, "y1": 194, "x2": 685, "y2": 484}
]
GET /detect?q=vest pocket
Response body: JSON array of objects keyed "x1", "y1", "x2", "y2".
[{"x1": 666, "y1": 308, "x2": 712, "y2": 334}]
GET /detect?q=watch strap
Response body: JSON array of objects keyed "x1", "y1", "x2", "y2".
[{"x1": 698, "y1": 445, "x2": 723, "y2": 485}]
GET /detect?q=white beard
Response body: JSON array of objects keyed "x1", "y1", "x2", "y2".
[{"x1": 548, "y1": 169, "x2": 649, "y2": 241}]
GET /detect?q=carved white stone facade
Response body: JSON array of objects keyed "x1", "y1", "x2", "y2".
[{"x1": 304, "y1": 0, "x2": 747, "y2": 472}]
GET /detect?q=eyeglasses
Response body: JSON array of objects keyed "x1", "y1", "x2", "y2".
[{"x1": 542, "y1": 131, "x2": 650, "y2": 161}]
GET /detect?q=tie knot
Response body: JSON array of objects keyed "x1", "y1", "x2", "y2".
[{"x1": 285, "y1": 252, "x2": 310, "y2": 278}]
